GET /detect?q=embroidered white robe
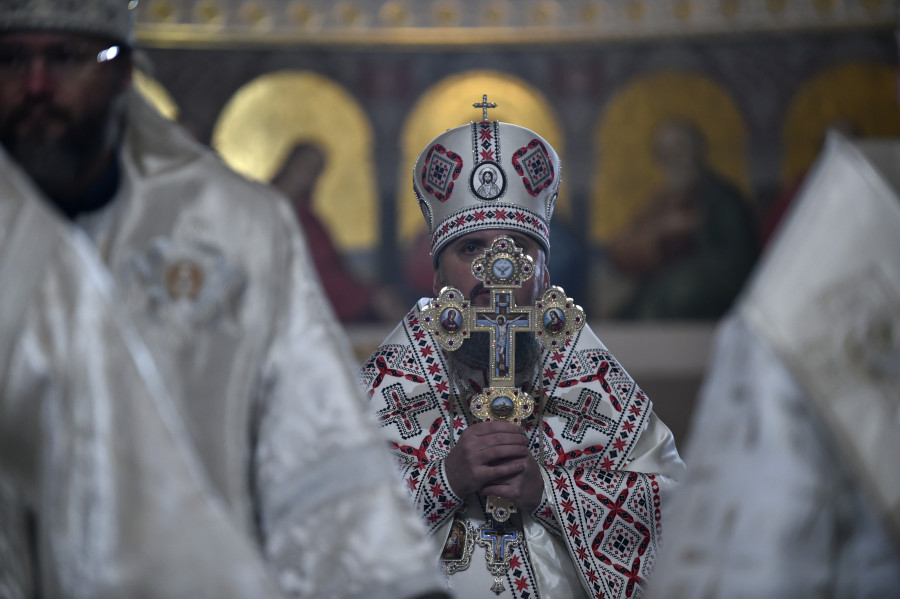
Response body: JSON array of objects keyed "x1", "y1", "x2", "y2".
[
  {"x1": 361, "y1": 304, "x2": 685, "y2": 598},
  {"x1": 0, "y1": 155, "x2": 281, "y2": 599},
  {"x1": 11, "y1": 91, "x2": 443, "y2": 599}
]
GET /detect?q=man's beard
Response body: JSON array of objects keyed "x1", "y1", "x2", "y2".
[
  {"x1": 1, "y1": 96, "x2": 121, "y2": 201},
  {"x1": 446, "y1": 330, "x2": 543, "y2": 385}
]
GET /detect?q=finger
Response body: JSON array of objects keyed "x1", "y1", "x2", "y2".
[
  {"x1": 479, "y1": 444, "x2": 529, "y2": 464},
  {"x1": 469, "y1": 420, "x2": 526, "y2": 436},
  {"x1": 479, "y1": 459, "x2": 526, "y2": 482}
]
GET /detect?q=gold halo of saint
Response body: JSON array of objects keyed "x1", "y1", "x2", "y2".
[
  {"x1": 399, "y1": 70, "x2": 565, "y2": 244},
  {"x1": 781, "y1": 61, "x2": 900, "y2": 186},
  {"x1": 134, "y1": 69, "x2": 179, "y2": 121},
  {"x1": 211, "y1": 71, "x2": 377, "y2": 251},
  {"x1": 591, "y1": 70, "x2": 749, "y2": 243}
]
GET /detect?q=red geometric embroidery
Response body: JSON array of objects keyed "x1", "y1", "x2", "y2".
[
  {"x1": 370, "y1": 356, "x2": 427, "y2": 390},
  {"x1": 473, "y1": 121, "x2": 500, "y2": 164},
  {"x1": 546, "y1": 388, "x2": 615, "y2": 444},
  {"x1": 422, "y1": 144, "x2": 463, "y2": 202},
  {"x1": 511, "y1": 139, "x2": 555, "y2": 197},
  {"x1": 375, "y1": 383, "x2": 437, "y2": 439}
]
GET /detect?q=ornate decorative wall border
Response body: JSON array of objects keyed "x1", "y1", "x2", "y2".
[{"x1": 136, "y1": 0, "x2": 897, "y2": 48}]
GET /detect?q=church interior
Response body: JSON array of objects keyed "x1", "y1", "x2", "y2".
[{"x1": 133, "y1": 0, "x2": 899, "y2": 441}]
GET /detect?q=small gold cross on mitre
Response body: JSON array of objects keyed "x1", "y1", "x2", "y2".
[{"x1": 473, "y1": 93, "x2": 498, "y2": 122}]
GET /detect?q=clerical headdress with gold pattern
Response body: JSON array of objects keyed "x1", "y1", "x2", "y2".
[{"x1": 413, "y1": 100, "x2": 561, "y2": 266}]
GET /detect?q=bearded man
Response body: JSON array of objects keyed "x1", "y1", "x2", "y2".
[
  {"x1": 360, "y1": 112, "x2": 685, "y2": 598},
  {"x1": 0, "y1": 2, "x2": 444, "y2": 598},
  {"x1": 0, "y1": 149, "x2": 281, "y2": 598}
]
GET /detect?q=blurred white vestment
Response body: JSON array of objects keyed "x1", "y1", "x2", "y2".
[
  {"x1": 0, "y1": 151, "x2": 281, "y2": 599},
  {"x1": 3, "y1": 91, "x2": 443, "y2": 599},
  {"x1": 648, "y1": 134, "x2": 900, "y2": 598}
]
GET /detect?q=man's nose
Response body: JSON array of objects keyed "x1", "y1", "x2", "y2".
[{"x1": 23, "y1": 57, "x2": 56, "y2": 96}]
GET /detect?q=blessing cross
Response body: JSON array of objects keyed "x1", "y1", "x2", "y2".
[
  {"x1": 473, "y1": 93, "x2": 497, "y2": 122},
  {"x1": 421, "y1": 234, "x2": 585, "y2": 594},
  {"x1": 421, "y1": 235, "x2": 586, "y2": 521}
]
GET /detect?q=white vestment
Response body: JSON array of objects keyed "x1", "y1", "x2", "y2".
[
  {"x1": 0, "y1": 153, "x2": 280, "y2": 599},
  {"x1": 648, "y1": 134, "x2": 900, "y2": 598},
  {"x1": 10, "y1": 91, "x2": 442, "y2": 599}
]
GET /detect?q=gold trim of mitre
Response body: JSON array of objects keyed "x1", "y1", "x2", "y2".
[
  {"x1": 0, "y1": 0, "x2": 138, "y2": 45},
  {"x1": 413, "y1": 117, "x2": 561, "y2": 266}
]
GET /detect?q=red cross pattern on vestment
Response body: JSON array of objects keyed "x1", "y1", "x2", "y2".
[{"x1": 370, "y1": 355, "x2": 426, "y2": 390}]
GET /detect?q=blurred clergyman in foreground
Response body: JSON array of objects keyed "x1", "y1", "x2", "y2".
[
  {"x1": 0, "y1": 146, "x2": 281, "y2": 598},
  {"x1": 0, "y1": 1, "x2": 445, "y2": 597},
  {"x1": 647, "y1": 131, "x2": 900, "y2": 596}
]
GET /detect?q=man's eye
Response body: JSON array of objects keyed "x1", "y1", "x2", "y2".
[
  {"x1": 48, "y1": 45, "x2": 89, "y2": 64},
  {"x1": 0, "y1": 48, "x2": 26, "y2": 67}
]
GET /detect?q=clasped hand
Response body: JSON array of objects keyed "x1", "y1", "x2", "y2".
[{"x1": 444, "y1": 421, "x2": 544, "y2": 514}]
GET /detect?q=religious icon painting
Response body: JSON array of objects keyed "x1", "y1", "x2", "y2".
[
  {"x1": 165, "y1": 258, "x2": 205, "y2": 301},
  {"x1": 543, "y1": 307, "x2": 566, "y2": 333},
  {"x1": 421, "y1": 286, "x2": 470, "y2": 352},
  {"x1": 121, "y1": 237, "x2": 246, "y2": 338},
  {"x1": 471, "y1": 235, "x2": 535, "y2": 288},
  {"x1": 440, "y1": 516, "x2": 476, "y2": 575},
  {"x1": 533, "y1": 285, "x2": 586, "y2": 350},
  {"x1": 491, "y1": 257, "x2": 515, "y2": 281},
  {"x1": 470, "y1": 387, "x2": 534, "y2": 425},
  {"x1": 440, "y1": 307, "x2": 462, "y2": 332},
  {"x1": 470, "y1": 161, "x2": 506, "y2": 201}
]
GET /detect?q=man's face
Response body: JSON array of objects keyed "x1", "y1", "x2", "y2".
[
  {"x1": 434, "y1": 228, "x2": 550, "y2": 307},
  {"x1": 0, "y1": 31, "x2": 131, "y2": 199}
]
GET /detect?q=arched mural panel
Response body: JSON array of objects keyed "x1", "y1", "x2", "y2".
[
  {"x1": 212, "y1": 71, "x2": 377, "y2": 251},
  {"x1": 781, "y1": 61, "x2": 900, "y2": 185},
  {"x1": 592, "y1": 70, "x2": 750, "y2": 244},
  {"x1": 590, "y1": 71, "x2": 757, "y2": 320},
  {"x1": 134, "y1": 70, "x2": 179, "y2": 120}
]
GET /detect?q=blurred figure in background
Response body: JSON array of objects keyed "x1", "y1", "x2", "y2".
[
  {"x1": 608, "y1": 118, "x2": 759, "y2": 320},
  {"x1": 272, "y1": 142, "x2": 404, "y2": 324},
  {"x1": 647, "y1": 132, "x2": 900, "y2": 597},
  {"x1": 0, "y1": 1, "x2": 446, "y2": 597}
]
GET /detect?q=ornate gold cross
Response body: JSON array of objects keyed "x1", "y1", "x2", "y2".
[
  {"x1": 422, "y1": 235, "x2": 585, "y2": 523},
  {"x1": 423, "y1": 235, "x2": 585, "y2": 593}
]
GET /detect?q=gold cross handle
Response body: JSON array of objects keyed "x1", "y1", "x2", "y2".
[{"x1": 469, "y1": 388, "x2": 534, "y2": 523}]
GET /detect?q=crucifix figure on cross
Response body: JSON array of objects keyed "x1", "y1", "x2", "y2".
[{"x1": 474, "y1": 292, "x2": 531, "y2": 380}]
